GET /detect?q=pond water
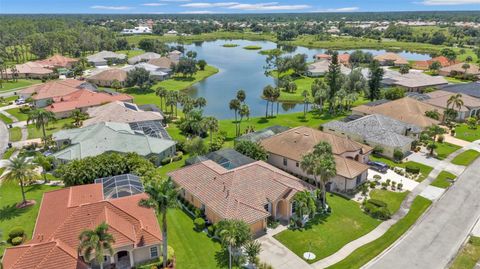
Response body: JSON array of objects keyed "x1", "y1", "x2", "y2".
[{"x1": 177, "y1": 39, "x2": 430, "y2": 119}]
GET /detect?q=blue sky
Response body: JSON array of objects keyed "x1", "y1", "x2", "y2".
[{"x1": 1, "y1": 0, "x2": 479, "y2": 14}]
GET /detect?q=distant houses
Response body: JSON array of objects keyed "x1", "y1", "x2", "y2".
[
  {"x1": 35, "y1": 54, "x2": 78, "y2": 69},
  {"x1": 6, "y1": 62, "x2": 55, "y2": 79},
  {"x1": 307, "y1": 60, "x2": 351, "y2": 77},
  {"x1": 120, "y1": 26, "x2": 152, "y2": 35},
  {"x1": 123, "y1": 63, "x2": 170, "y2": 81},
  {"x1": 87, "y1": 68, "x2": 128, "y2": 87},
  {"x1": 127, "y1": 52, "x2": 161, "y2": 65},
  {"x1": 381, "y1": 69, "x2": 448, "y2": 92},
  {"x1": 419, "y1": 90, "x2": 480, "y2": 120},
  {"x1": 439, "y1": 62, "x2": 480, "y2": 78},
  {"x1": 412, "y1": 56, "x2": 457, "y2": 70},
  {"x1": 374, "y1": 52, "x2": 409, "y2": 66},
  {"x1": 87, "y1": 51, "x2": 127, "y2": 67}
]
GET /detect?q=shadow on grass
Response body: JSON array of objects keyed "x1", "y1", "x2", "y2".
[
  {"x1": 25, "y1": 184, "x2": 42, "y2": 193},
  {"x1": 171, "y1": 76, "x2": 195, "y2": 82},
  {"x1": 0, "y1": 203, "x2": 29, "y2": 221},
  {"x1": 122, "y1": 87, "x2": 155, "y2": 95}
]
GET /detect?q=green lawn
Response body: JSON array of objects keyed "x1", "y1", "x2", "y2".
[
  {"x1": 0, "y1": 79, "x2": 40, "y2": 92},
  {"x1": 451, "y1": 150, "x2": 480, "y2": 166},
  {"x1": 27, "y1": 118, "x2": 74, "y2": 139},
  {"x1": 455, "y1": 124, "x2": 480, "y2": 142},
  {"x1": 436, "y1": 142, "x2": 461, "y2": 160},
  {"x1": 327, "y1": 196, "x2": 432, "y2": 269},
  {"x1": 369, "y1": 155, "x2": 434, "y2": 182},
  {"x1": 155, "y1": 65, "x2": 219, "y2": 91},
  {"x1": 5, "y1": 107, "x2": 29, "y2": 122},
  {"x1": 0, "y1": 96, "x2": 19, "y2": 108},
  {"x1": 0, "y1": 113, "x2": 13, "y2": 124},
  {"x1": 369, "y1": 190, "x2": 409, "y2": 215},
  {"x1": 0, "y1": 183, "x2": 61, "y2": 255},
  {"x1": 274, "y1": 194, "x2": 381, "y2": 263},
  {"x1": 3, "y1": 147, "x2": 16, "y2": 159},
  {"x1": 167, "y1": 208, "x2": 223, "y2": 269},
  {"x1": 431, "y1": 171, "x2": 457, "y2": 189},
  {"x1": 8, "y1": 127, "x2": 22, "y2": 142},
  {"x1": 450, "y1": 236, "x2": 480, "y2": 269},
  {"x1": 115, "y1": 49, "x2": 146, "y2": 57}
]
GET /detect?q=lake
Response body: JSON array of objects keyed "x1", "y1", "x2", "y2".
[{"x1": 176, "y1": 39, "x2": 430, "y2": 119}]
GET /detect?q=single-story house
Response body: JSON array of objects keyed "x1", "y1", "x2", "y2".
[
  {"x1": 168, "y1": 50, "x2": 182, "y2": 63},
  {"x1": 259, "y1": 126, "x2": 373, "y2": 192},
  {"x1": 87, "y1": 68, "x2": 128, "y2": 87},
  {"x1": 421, "y1": 90, "x2": 480, "y2": 120},
  {"x1": 185, "y1": 149, "x2": 255, "y2": 169},
  {"x1": 439, "y1": 62, "x2": 480, "y2": 78},
  {"x1": 306, "y1": 60, "x2": 351, "y2": 77},
  {"x1": 374, "y1": 52, "x2": 409, "y2": 66},
  {"x1": 84, "y1": 101, "x2": 164, "y2": 126},
  {"x1": 87, "y1": 51, "x2": 127, "y2": 67},
  {"x1": 1, "y1": 180, "x2": 162, "y2": 269},
  {"x1": 234, "y1": 125, "x2": 290, "y2": 145},
  {"x1": 412, "y1": 56, "x2": 458, "y2": 70},
  {"x1": 35, "y1": 54, "x2": 78, "y2": 69},
  {"x1": 439, "y1": 82, "x2": 480, "y2": 99},
  {"x1": 322, "y1": 114, "x2": 422, "y2": 159},
  {"x1": 5, "y1": 62, "x2": 55, "y2": 79},
  {"x1": 52, "y1": 122, "x2": 176, "y2": 164},
  {"x1": 148, "y1": 57, "x2": 174, "y2": 72},
  {"x1": 168, "y1": 160, "x2": 315, "y2": 236},
  {"x1": 381, "y1": 69, "x2": 448, "y2": 92},
  {"x1": 123, "y1": 63, "x2": 170, "y2": 81},
  {"x1": 352, "y1": 97, "x2": 443, "y2": 128},
  {"x1": 127, "y1": 52, "x2": 161, "y2": 65},
  {"x1": 313, "y1": 52, "x2": 351, "y2": 65}
]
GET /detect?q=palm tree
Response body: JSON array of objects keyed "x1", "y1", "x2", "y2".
[
  {"x1": 426, "y1": 125, "x2": 445, "y2": 155},
  {"x1": 244, "y1": 240, "x2": 261, "y2": 267},
  {"x1": 300, "y1": 153, "x2": 319, "y2": 188},
  {"x1": 462, "y1": 63, "x2": 470, "y2": 78},
  {"x1": 447, "y1": 93, "x2": 464, "y2": 118},
  {"x1": 216, "y1": 219, "x2": 251, "y2": 269},
  {"x1": 317, "y1": 157, "x2": 337, "y2": 201},
  {"x1": 195, "y1": 97, "x2": 207, "y2": 109},
  {"x1": 229, "y1": 99, "x2": 241, "y2": 135},
  {"x1": 70, "y1": 109, "x2": 87, "y2": 127},
  {"x1": 27, "y1": 109, "x2": 56, "y2": 141},
  {"x1": 302, "y1": 90, "x2": 309, "y2": 118},
  {"x1": 429, "y1": 61, "x2": 442, "y2": 75},
  {"x1": 237, "y1": 104, "x2": 250, "y2": 136},
  {"x1": 203, "y1": 116, "x2": 219, "y2": 144},
  {"x1": 236, "y1": 89, "x2": 246, "y2": 103},
  {"x1": 262, "y1": 85, "x2": 274, "y2": 118},
  {"x1": 78, "y1": 222, "x2": 115, "y2": 269},
  {"x1": 272, "y1": 87, "x2": 280, "y2": 116},
  {"x1": 33, "y1": 154, "x2": 52, "y2": 183},
  {"x1": 139, "y1": 178, "x2": 178, "y2": 269},
  {"x1": 1, "y1": 156, "x2": 37, "y2": 207},
  {"x1": 155, "y1": 87, "x2": 168, "y2": 110}
]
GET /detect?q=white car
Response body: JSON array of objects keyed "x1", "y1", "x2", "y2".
[{"x1": 15, "y1": 98, "x2": 25, "y2": 105}]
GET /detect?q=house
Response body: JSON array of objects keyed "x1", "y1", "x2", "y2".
[
  {"x1": 306, "y1": 60, "x2": 351, "y2": 77},
  {"x1": 35, "y1": 54, "x2": 78, "y2": 69},
  {"x1": 412, "y1": 56, "x2": 458, "y2": 70},
  {"x1": 1, "y1": 179, "x2": 162, "y2": 269},
  {"x1": 259, "y1": 126, "x2": 373, "y2": 192},
  {"x1": 352, "y1": 97, "x2": 443, "y2": 128},
  {"x1": 127, "y1": 52, "x2": 161, "y2": 65},
  {"x1": 314, "y1": 54, "x2": 331, "y2": 62},
  {"x1": 120, "y1": 26, "x2": 152, "y2": 35},
  {"x1": 148, "y1": 57, "x2": 175, "y2": 72},
  {"x1": 322, "y1": 114, "x2": 422, "y2": 159},
  {"x1": 84, "y1": 101, "x2": 164, "y2": 126},
  {"x1": 46, "y1": 89, "x2": 133, "y2": 118},
  {"x1": 381, "y1": 69, "x2": 448, "y2": 92},
  {"x1": 185, "y1": 149, "x2": 255, "y2": 169},
  {"x1": 52, "y1": 122, "x2": 176, "y2": 164},
  {"x1": 5, "y1": 62, "x2": 55, "y2": 79},
  {"x1": 87, "y1": 68, "x2": 128, "y2": 87},
  {"x1": 313, "y1": 53, "x2": 350, "y2": 65},
  {"x1": 374, "y1": 52, "x2": 409, "y2": 66},
  {"x1": 165, "y1": 30, "x2": 178, "y2": 35},
  {"x1": 421, "y1": 90, "x2": 480, "y2": 120},
  {"x1": 168, "y1": 160, "x2": 315, "y2": 236},
  {"x1": 440, "y1": 82, "x2": 480, "y2": 99},
  {"x1": 439, "y1": 62, "x2": 480, "y2": 78},
  {"x1": 234, "y1": 125, "x2": 290, "y2": 145},
  {"x1": 123, "y1": 63, "x2": 170, "y2": 81},
  {"x1": 87, "y1": 51, "x2": 127, "y2": 67},
  {"x1": 19, "y1": 79, "x2": 95, "y2": 107},
  {"x1": 168, "y1": 50, "x2": 182, "y2": 63}
]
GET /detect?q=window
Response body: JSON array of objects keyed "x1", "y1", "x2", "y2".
[
  {"x1": 296, "y1": 162, "x2": 299, "y2": 167},
  {"x1": 283, "y1": 158, "x2": 287, "y2": 166},
  {"x1": 150, "y1": 246, "x2": 159, "y2": 258}
]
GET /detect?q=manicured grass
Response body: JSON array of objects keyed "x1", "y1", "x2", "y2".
[
  {"x1": 167, "y1": 208, "x2": 222, "y2": 269},
  {"x1": 0, "y1": 96, "x2": 19, "y2": 108},
  {"x1": 157, "y1": 155, "x2": 189, "y2": 178},
  {"x1": 274, "y1": 194, "x2": 381, "y2": 263},
  {"x1": 2, "y1": 147, "x2": 16, "y2": 159},
  {"x1": 369, "y1": 155, "x2": 434, "y2": 182},
  {"x1": 327, "y1": 196, "x2": 432, "y2": 269},
  {"x1": 435, "y1": 142, "x2": 461, "y2": 160},
  {"x1": 0, "y1": 79, "x2": 40, "y2": 92},
  {"x1": 455, "y1": 124, "x2": 480, "y2": 142},
  {"x1": 430, "y1": 171, "x2": 456, "y2": 189},
  {"x1": 0, "y1": 113, "x2": 13, "y2": 124},
  {"x1": 222, "y1": 43, "x2": 239, "y2": 47},
  {"x1": 8, "y1": 127, "x2": 22, "y2": 142},
  {"x1": 451, "y1": 150, "x2": 480, "y2": 166},
  {"x1": 0, "y1": 183, "x2": 61, "y2": 255},
  {"x1": 369, "y1": 190, "x2": 409, "y2": 215},
  {"x1": 115, "y1": 49, "x2": 145, "y2": 57},
  {"x1": 450, "y1": 236, "x2": 480, "y2": 269},
  {"x1": 27, "y1": 118, "x2": 74, "y2": 139},
  {"x1": 243, "y1": 45, "x2": 262, "y2": 50},
  {"x1": 155, "y1": 65, "x2": 219, "y2": 91},
  {"x1": 5, "y1": 107, "x2": 29, "y2": 122}
]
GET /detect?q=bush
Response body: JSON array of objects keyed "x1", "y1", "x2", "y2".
[
  {"x1": 437, "y1": 134, "x2": 445, "y2": 143},
  {"x1": 368, "y1": 199, "x2": 388, "y2": 208},
  {"x1": 369, "y1": 181, "x2": 377, "y2": 189},
  {"x1": 11, "y1": 236, "x2": 24, "y2": 246},
  {"x1": 393, "y1": 149, "x2": 404, "y2": 162},
  {"x1": 8, "y1": 227, "x2": 25, "y2": 239},
  {"x1": 207, "y1": 225, "x2": 216, "y2": 236},
  {"x1": 194, "y1": 218, "x2": 206, "y2": 231},
  {"x1": 364, "y1": 201, "x2": 391, "y2": 220},
  {"x1": 397, "y1": 183, "x2": 403, "y2": 190},
  {"x1": 405, "y1": 164, "x2": 420, "y2": 174},
  {"x1": 194, "y1": 208, "x2": 202, "y2": 218},
  {"x1": 161, "y1": 157, "x2": 171, "y2": 165}
]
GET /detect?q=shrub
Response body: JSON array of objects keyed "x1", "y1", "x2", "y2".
[
  {"x1": 393, "y1": 149, "x2": 404, "y2": 162},
  {"x1": 11, "y1": 236, "x2": 24, "y2": 246},
  {"x1": 381, "y1": 182, "x2": 388, "y2": 190},
  {"x1": 368, "y1": 199, "x2": 388, "y2": 208},
  {"x1": 405, "y1": 164, "x2": 420, "y2": 174},
  {"x1": 373, "y1": 174, "x2": 382, "y2": 181},
  {"x1": 369, "y1": 181, "x2": 377, "y2": 189},
  {"x1": 207, "y1": 225, "x2": 216, "y2": 236},
  {"x1": 386, "y1": 179, "x2": 391, "y2": 186},
  {"x1": 194, "y1": 208, "x2": 202, "y2": 218},
  {"x1": 194, "y1": 218, "x2": 206, "y2": 231},
  {"x1": 161, "y1": 157, "x2": 171, "y2": 165},
  {"x1": 397, "y1": 183, "x2": 403, "y2": 190},
  {"x1": 437, "y1": 134, "x2": 445, "y2": 143},
  {"x1": 364, "y1": 201, "x2": 391, "y2": 220},
  {"x1": 8, "y1": 227, "x2": 25, "y2": 239}
]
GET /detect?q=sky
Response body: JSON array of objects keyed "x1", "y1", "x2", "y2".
[{"x1": 1, "y1": 0, "x2": 480, "y2": 14}]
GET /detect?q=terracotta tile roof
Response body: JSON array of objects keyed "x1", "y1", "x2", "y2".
[
  {"x1": 440, "y1": 62, "x2": 480, "y2": 75},
  {"x1": 46, "y1": 89, "x2": 133, "y2": 113},
  {"x1": 6, "y1": 62, "x2": 54, "y2": 76},
  {"x1": 35, "y1": 54, "x2": 78, "y2": 68},
  {"x1": 2, "y1": 184, "x2": 161, "y2": 269},
  {"x1": 352, "y1": 97, "x2": 443, "y2": 128},
  {"x1": 423, "y1": 90, "x2": 480, "y2": 112},
  {"x1": 168, "y1": 160, "x2": 314, "y2": 224},
  {"x1": 20, "y1": 79, "x2": 85, "y2": 100},
  {"x1": 88, "y1": 68, "x2": 128, "y2": 82},
  {"x1": 259, "y1": 127, "x2": 370, "y2": 179},
  {"x1": 84, "y1": 101, "x2": 164, "y2": 126},
  {"x1": 374, "y1": 52, "x2": 409, "y2": 65},
  {"x1": 428, "y1": 56, "x2": 457, "y2": 67},
  {"x1": 338, "y1": 53, "x2": 350, "y2": 64},
  {"x1": 147, "y1": 57, "x2": 173, "y2": 69}
]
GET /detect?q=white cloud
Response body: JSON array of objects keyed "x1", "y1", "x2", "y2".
[
  {"x1": 314, "y1": 7, "x2": 360, "y2": 12},
  {"x1": 142, "y1": 3, "x2": 167, "y2": 6},
  {"x1": 419, "y1": 0, "x2": 480, "y2": 5},
  {"x1": 181, "y1": 2, "x2": 239, "y2": 8},
  {"x1": 227, "y1": 2, "x2": 310, "y2": 10},
  {"x1": 90, "y1": 5, "x2": 133, "y2": 10},
  {"x1": 179, "y1": 10, "x2": 215, "y2": 13},
  {"x1": 160, "y1": 0, "x2": 191, "y2": 2}
]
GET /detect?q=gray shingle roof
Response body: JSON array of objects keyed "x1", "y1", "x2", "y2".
[{"x1": 440, "y1": 82, "x2": 480, "y2": 99}]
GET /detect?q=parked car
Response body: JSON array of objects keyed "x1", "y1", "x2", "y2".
[
  {"x1": 15, "y1": 98, "x2": 25, "y2": 105},
  {"x1": 368, "y1": 161, "x2": 388, "y2": 173}
]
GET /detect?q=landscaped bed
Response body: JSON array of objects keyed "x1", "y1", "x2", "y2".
[
  {"x1": 274, "y1": 194, "x2": 381, "y2": 263},
  {"x1": 451, "y1": 150, "x2": 480, "y2": 166},
  {"x1": 430, "y1": 171, "x2": 456, "y2": 189},
  {"x1": 369, "y1": 155, "x2": 434, "y2": 182}
]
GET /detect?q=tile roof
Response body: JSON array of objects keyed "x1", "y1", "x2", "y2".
[
  {"x1": 374, "y1": 52, "x2": 409, "y2": 65},
  {"x1": 148, "y1": 57, "x2": 174, "y2": 69},
  {"x1": 128, "y1": 52, "x2": 161, "y2": 65},
  {"x1": 46, "y1": 89, "x2": 133, "y2": 113},
  {"x1": 7, "y1": 62, "x2": 54, "y2": 76},
  {"x1": 35, "y1": 54, "x2": 78, "y2": 68},
  {"x1": 168, "y1": 160, "x2": 314, "y2": 224},
  {"x1": 382, "y1": 69, "x2": 448, "y2": 88},
  {"x1": 123, "y1": 63, "x2": 169, "y2": 77},
  {"x1": 440, "y1": 62, "x2": 480, "y2": 75},
  {"x1": 87, "y1": 51, "x2": 126, "y2": 63},
  {"x1": 423, "y1": 90, "x2": 480, "y2": 112},
  {"x1": 88, "y1": 68, "x2": 127, "y2": 82},
  {"x1": 84, "y1": 101, "x2": 164, "y2": 126},
  {"x1": 440, "y1": 82, "x2": 480, "y2": 99},
  {"x1": 259, "y1": 126, "x2": 371, "y2": 178},
  {"x1": 20, "y1": 79, "x2": 86, "y2": 100},
  {"x1": 352, "y1": 97, "x2": 443, "y2": 128},
  {"x1": 322, "y1": 114, "x2": 422, "y2": 148},
  {"x1": 2, "y1": 184, "x2": 161, "y2": 269},
  {"x1": 308, "y1": 60, "x2": 351, "y2": 75}
]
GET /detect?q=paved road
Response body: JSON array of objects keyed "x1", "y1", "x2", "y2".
[
  {"x1": 0, "y1": 120, "x2": 8, "y2": 158},
  {"x1": 366, "y1": 156, "x2": 480, "y2": 269}
]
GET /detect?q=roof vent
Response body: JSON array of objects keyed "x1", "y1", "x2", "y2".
[
  {"x1": 294, "y1": 131, "x2": 300, "y2": 134},
  {"x1": 304, "y1": 133, "x2": 309, "y2": 136}
]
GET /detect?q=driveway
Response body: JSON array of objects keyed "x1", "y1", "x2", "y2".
[
  {"x1": 365, "y1": 157, "x2": 480, "y2": 269},
  {"x1": 0, "y1": 121, "x2": 8, "y2": 158}
]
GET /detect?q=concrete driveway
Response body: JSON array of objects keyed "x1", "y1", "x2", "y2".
[{"x1": 365, "y1": 157, "x2": 480, "y2": 269}]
